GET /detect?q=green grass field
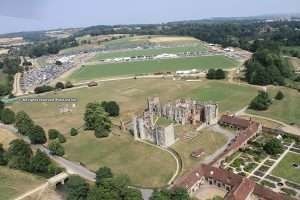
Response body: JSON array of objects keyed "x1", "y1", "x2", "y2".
[
  {"x1": 69, "y1": 56, "x2": 238, "y2": 81},
  {"x1": 248, "y1": 87, "x2": 300, "y2": 126},
  {"x1": 272, "y1": 152, "x2": 300, "y2": 184},
  {"x1": 0, "y1": 166, "x2": 45, "y2": 200},
  {"x1": 93, "y1": 45, "x2": 207, "y2": 61},
  {"x1": 11, "y1": 79, "x2": 257, "y2": 133},
  {"x1": 63, "y1": 130, "x2": 176, "y2": 187},
  {"x1": 172, "y1": 129, "x2": 227, "y2": 173}
]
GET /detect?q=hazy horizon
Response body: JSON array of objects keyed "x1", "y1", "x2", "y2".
[{"x1": 0, "y1": 0, "x2": 300, "y2": 34}]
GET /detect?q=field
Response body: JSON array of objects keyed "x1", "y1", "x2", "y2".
[
  {"x1": 272, "y1": 152, "x2": 300, "y2": 184},
  {"x1": 69, "y1": 55, "x2": 238, "y2": 82},
  {"x1": 0, "y1": 166, "x2": 45, "y2": 200},
  {"x1": 0, "y1": 128, "x2": 17, "y2": 149},
  {"x1": 172, "y1": 129, "x2": 228, "y2": 173},
  {"x1": 248, "y1": 87, "x2": 300, "y2": 126},
  {"x1": 92, "y1": 45, "x2": 207, "y2": 61},
  {"x1": 63, "y1": 130, "x2": 176, "y2": 187},
  {"x1": 11, "y1": 79, "x2": 258, "y2": 133}
]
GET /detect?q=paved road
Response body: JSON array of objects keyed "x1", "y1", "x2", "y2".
[{"x1": 0, "y1": 123, "x2": 152, "y2": 200}]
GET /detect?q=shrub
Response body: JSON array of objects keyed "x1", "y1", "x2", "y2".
[
  {"x1": 48, "y1": 129, "x2": 60, "y2": 140},
  {"x1": 34, "y1": 85, "x2": 54, "y2": 94},
  {"x1": 70, "y1": 128, "x2": 78, "y2": 136},
  {"x1": 55, "y1": 82, "x2": 65, "y2": 90},
  {"x1": 275, "y1": 91, "x2": 284, "y2": 100},
  {"x1": 1, "y1": 108, "x2": 15, "y2": 124},
  {"x1": 58, "y1": 134, "x2": 66, "y2": 143}
]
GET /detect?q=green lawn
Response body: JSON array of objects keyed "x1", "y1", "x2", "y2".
[
  {"x1": 0, "y1": 166, "x2": 45, "y2": 200},
  {"x1": 248, "y1": 87, "x2": 300, "y2": 126},
  {"x1": 0, "y1": 70, "x2": 8, "y2": 85},
  {"x1": 272, "y1": 152, "x2": 300, "y2": 184},
  {"x1": 93, "y1": 45, "x2": 207, "y2": 60},
  {"x1": 11, "y1": 79, "x2": 257, "y2": 133},
  {"x1": 63, "y1": 130, "x2": 176, "y2": 188},
  {"x1": 69, "y1": 56, "x2": 238, "y2": 82},
  {"x1": 172, "y1": 129, "x2": 228, "y2": 173}
]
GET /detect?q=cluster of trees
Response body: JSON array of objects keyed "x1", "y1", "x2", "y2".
[
  {"x1": 18, "y1": 37, "x2": 78, "y2": 58},
  {"x1": 0, "y1": 139, "x2": 62, "y2": 176},
  {"x1": 245, "y1": 48, "x2": 294, "y2": 86},
  {"x1": 34, "y1": 81, "x2": 74, "y2": 94},
  {"x1": 15, "y1": 111, "x2": 47, "y2": 144},
  {"x1": 249, "y1": 91, "x2": 272, "y2": 111},
  {"x1": 47, "y1": 129, "x2": 66, "y2": 156},
  {"x1": 65, "y1": 167, "x2": 143, "y2": 200},
  {"x1": 84, "y1": 102, "x2": 114, "y2": 138},
  {"x1": 0, "y1": 56, "x2": 22, "y2": 97},
  {"x1": 206, "y1": 69, "x2": 226, "y2": 80}
]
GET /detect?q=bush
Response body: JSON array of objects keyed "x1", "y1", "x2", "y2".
[
  {"x1": 275, "y1": 91, "x2": 284, "y2": 100},
  {"x1": 1, "y1": 108, "x2": 15, "y2": 124},
  {"x1": 101, "y1": 101, "x2": 120, "y2": 117},
  {"x1": 48, "y1": 140, "x2": 65, "y2": 156},
  {"x1": 55, "y1": 82, "x2": 65, "y2": 90},
  {"x1": 48, "y1": 129, "x2": 60, "y2": 140},
  {"x1": 263, "y1": 138, "x2": 283, "y2": 155},
  {"x1": 206, "y1": 69, "x2": 216, "y2": 79},
  {"x1": 58, "y1": 134, "x2": 66, "y2": 143},
  {"x1": 34, "y1": 85, "x2": 54, "y2": 94},
  {"x1": 215, "y1": 69, "x2": 226, "y2": 79},
  {"x1": 70, "y1": 128, "x2": 78, "y2": 136},
  {"x1": 249, "y1": 91, "x2": 272, "y2": 111}
]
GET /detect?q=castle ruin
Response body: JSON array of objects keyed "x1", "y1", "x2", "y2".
[{"x1": 132, "y1": 97, "x2": 218, "y2": 147}]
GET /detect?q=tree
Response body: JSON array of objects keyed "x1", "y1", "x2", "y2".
[
  {"x1": 7, "y1": 139, "x2": 33, "y2": 170},
  {"x1": 87, "y1": 185, "x2": 119, "y2": 200},
  {"x1": 275, "y1": 91, "x2": 284, "y2": 100},
  {"x1": 263, "y1": 138, "x2": 283, "y2": 155},
  {"x1": 34, "y1": 85, "x2": 54, "y2": 94},
  {"x1": 150, "y1": 190, "x2": 171, "y2": 200},
  {"x1": 70, "y1": 128, "x2": 78, "y2": 136},
  {"x1": 58, "y1": 134, "x2": 66, "y2": 143},
  {"x1": 28, "y1": 125, "x2": 47, "y2": 144},
  {"x1": 0, "y1": 100, "x2": 4, "y2": 110},
  {"x1": 215, "y1": 69, "x2": 226, "y2": 79},
  {"x1": 101, "y1": 101, "x2": 120, "y2": 117},
  {"x1": 123, "y1": 188, "x2": 143, "y2": 200},
  {"x1": 249, "y1": 91, "x2": 272, "y2": 111},
  {"x1": 84, "y1": 102, "x2": 112, "y2": 132},
  {"x1": 96, "y1": 167, "x2": 113, "y2": 186},
  {"x1": 94, "y1": 126, "x2": 110, "y2": 138},
  {"x1": 0, "y1": 144, "x2": 7, "y2": 165},
  {"x1": 15, "y1": 111, "x2": 34, "y2": 135},
  {"x1": 48, "y1": 140, "x2": 65, "y2": 156},
  {"x1": 66, "y1": 175, "x2": 89, "y2": 200},
  {"x1": 48, "y1": 129, "x2": 60, "y2": 140},
  {"x1": 1, "y1": 108, "x2": 15, "y2": 124},
  {"x1": 206, "y1": 69, "x2": 216, "y2": 79},
  {"x1": 55, "y1": 82, "x2": 65, "y2": 90},
  {"x1": 30, "y1": 149, "x2": 51, "y2": 173},
  {"x1": 171, "y1": 188, "x2": 190, "y2": 200}
]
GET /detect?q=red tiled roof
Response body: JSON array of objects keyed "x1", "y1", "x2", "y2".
[
  {"x1": 174, "y1": 164, "x2": 289, "y2": 200},
  {"x1": 219, "y1": 115, "x2": 252, "y2": 129}
]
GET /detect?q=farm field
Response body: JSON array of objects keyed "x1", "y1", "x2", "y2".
[
  {"x1": 247, "y1": 87, "x2": 300, "y2": 126},
  {"x1": 92, "y1": 45, "x2": 207, "y2": 61},
  {"x1": 0, "y1": 166, "x2": 45, "y2": 200},
  {"x1": 11, "y1": 79, "x2": 258, "y2": 133},
  {"x1": 69, "y1": 55, "x2": 238, "y2": 81},
  {"x1": 172, "y1": 129, "x2": 228, "y2": 173},
  {"x1": 63, "y1": 130, "x2": 176, "y2": 188},
  {"x1": 272, "y1": 152, "x2": 300, "y2": 184}
]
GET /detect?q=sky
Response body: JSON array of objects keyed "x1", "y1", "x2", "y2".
[{"x1": 0, "y1": 0, "x2": 300, "y2": 34}]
